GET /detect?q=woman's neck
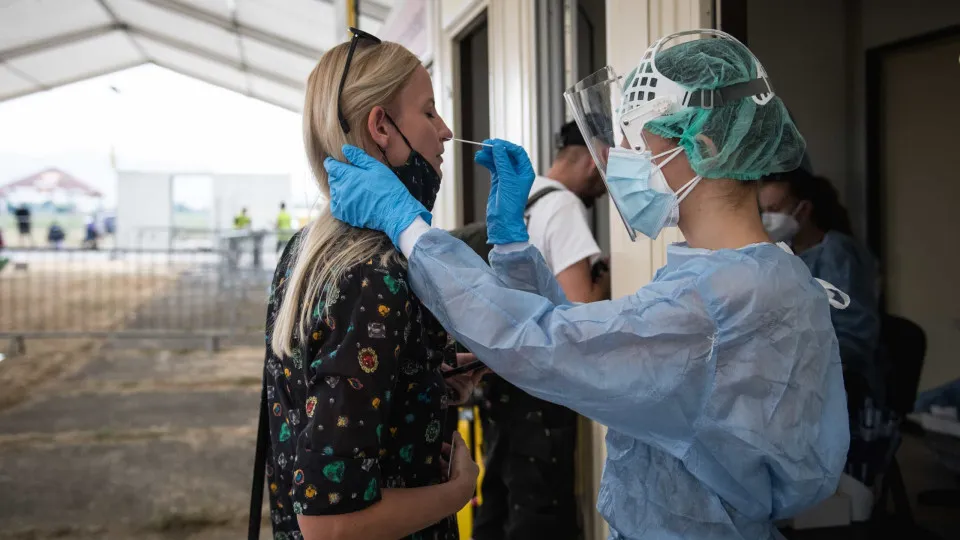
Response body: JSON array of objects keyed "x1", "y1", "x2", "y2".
[
  {"x1": 790, "y1": 227, "x2": 826, "y2": 254},
  {"x1": 676, "y1": 181, "x2": 771, "y2": 251}
]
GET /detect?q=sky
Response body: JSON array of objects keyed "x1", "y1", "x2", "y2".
[{"x1": 0, "y1": 63, "x2": 320, "y2": 209}]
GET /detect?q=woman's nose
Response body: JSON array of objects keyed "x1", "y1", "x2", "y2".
[{"x1": 438, "y1": 118, "x2": 454, "y2": 140}]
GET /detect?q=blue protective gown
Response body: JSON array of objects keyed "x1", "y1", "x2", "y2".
[
  {"x1": 797, "y1": 231, "x2": 881, "y2": 399},
  {"x1": 405, "y1": 229, "x2": 849, "y2": 539}
]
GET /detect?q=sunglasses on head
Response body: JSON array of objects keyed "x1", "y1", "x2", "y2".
[{"x1": 338, "y1": 27, "x2": 382, "y2": 134}]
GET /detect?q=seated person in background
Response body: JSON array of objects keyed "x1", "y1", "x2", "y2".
[{"x1": 760, "y1": 169, "x2": 881, "y2": 404}]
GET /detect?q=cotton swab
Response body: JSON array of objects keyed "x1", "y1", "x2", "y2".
[{"x1": 449, "y1": 137, "x2": 493, "y2": 148}]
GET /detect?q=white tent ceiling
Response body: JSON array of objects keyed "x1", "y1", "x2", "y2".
[{"x1": 0, "y1": 0, "x2": 394, "y2": 111}]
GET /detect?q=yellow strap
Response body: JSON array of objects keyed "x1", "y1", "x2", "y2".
[
  {"x1": 346, "y1": 0, "x2": 357, "y2": 28},
  {"x1": 456, "y1": 408, "x2": 473, "y2": 537},
  {"x1": 473, "y1": 405, "x2": 485, "y2": 506}
]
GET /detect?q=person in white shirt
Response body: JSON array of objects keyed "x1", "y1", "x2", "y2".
[
  {"x1": 525, "y1": 121, "x2": 610, "y2": 301},
  {"x1": 473, "y1": 121, "x2": 609, "y2": 540}
]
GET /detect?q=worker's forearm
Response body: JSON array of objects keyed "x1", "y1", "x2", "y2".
[
  {"x1": 298, "y1": 483, "x2": 466, "y2": 540},
  {"x1": 589, "y1": 283, "x2": 609, "y2": 302},
  {"x1": 568, "y1": 283, "x2": 607, "y2": 304}
]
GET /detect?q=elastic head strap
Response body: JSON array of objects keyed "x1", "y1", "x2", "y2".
[{"x1": 683, "y1": 78, "x2": 774, "y2": 109}]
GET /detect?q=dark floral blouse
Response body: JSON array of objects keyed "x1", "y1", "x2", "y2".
[{"x1": 262, "y1": 233, "x2": 458, "y2": 540}]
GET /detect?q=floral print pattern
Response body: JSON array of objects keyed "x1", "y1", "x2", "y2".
[{"x1": 262, "y1": 232, "x2": 458, "y2": 539}]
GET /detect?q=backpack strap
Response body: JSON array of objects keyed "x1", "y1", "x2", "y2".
[
  {"x1": 525, "y1": 186, "x2": 563, "y2": 211},
  {"x1": 523, "y1": 186, "x2": 563, "y2": 225},
  {"x1": 248, "y1": 385, "x2": 268, "y2": 539}
]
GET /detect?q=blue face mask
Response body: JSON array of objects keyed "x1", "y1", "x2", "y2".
[{"x1": 605, "y1": 146, "x2": 703, "y2": 240}]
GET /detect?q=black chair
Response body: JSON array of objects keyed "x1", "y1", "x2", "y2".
[
  {"x1": 882, "y1": 314, "x2": 927, "y2": 417},
  {"x1": 873, "y1": 314, "x2": 927, "y2": 522}
]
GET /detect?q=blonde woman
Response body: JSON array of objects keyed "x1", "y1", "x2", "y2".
[{"x1": 262, "y1": 28, "x2": 479, "y2": 540}]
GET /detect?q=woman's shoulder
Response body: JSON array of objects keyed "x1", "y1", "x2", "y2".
[
  {"x1": 688, "y1": 244, "x2": 817, "y2": 306},
  {"x1": 334, "y1": 253, "x2": 412, "y2": 300},
  {"x1": 822, "y1": 231, "x2": 877, "y2": 267}
]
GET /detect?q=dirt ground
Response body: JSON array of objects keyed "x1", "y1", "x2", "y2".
[
  {"x1": 0, "y1": 265, "x2": 177, "y2": 410},
  {"x1": 0, "y1": 344, "x2": 269, "y2": 539},
  {"x1": 0, "y1": 257, "x2": 271, "y2": 538}
]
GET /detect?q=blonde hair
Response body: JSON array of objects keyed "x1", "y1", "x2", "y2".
[{"x1": 271, "y1": 40, "x2": 422, "y2": 357}]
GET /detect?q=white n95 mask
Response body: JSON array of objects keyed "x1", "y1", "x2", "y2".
[
  {"x1": 762, "y1": 211, "x2": 801, "y2": 242},
  {"x1": 606, "y1": 146, "x2": 703, "y2": 240}
]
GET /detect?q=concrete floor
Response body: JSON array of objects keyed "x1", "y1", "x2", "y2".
[{"x1": 0, "y1": 339, "x2": 957, "y2": 539}]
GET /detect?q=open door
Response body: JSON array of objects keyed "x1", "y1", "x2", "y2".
[
  {"x1": 457, "y1": 13, "x2": 490, "y2": 225},
  {"x1": 875, "y1": 31, "x2": 960, "y2": 390}
]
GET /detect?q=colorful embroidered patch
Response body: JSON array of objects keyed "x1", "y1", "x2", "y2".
[
  {"x1": 363, "y1": 478, "x2": 378, "y2": 501},
  {"x1": 367, "y1": 322, "x2": 386, "y2": 339},
  {"x1": 358, "y1": 348, "x2": 379, "y2": 373},
  {"x1": 425, "y1": 419, "x2": 441, "y2": 442},
  {"x1": 399, "y1": 444, "x2": 414, "y2": 463},
  {"x1": 322, "y1": 461, "x2": 345, "y2": 483},
  {"x1": 383, "y1": 275, "x2": 400, "y2": 294}
]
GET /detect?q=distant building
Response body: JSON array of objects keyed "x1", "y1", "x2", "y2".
[{"x1": 0, "y1": 168, "x2": 103, "y2": 213}]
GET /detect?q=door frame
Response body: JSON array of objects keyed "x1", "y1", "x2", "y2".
[
  {"x1": 454, "y1": 10, "x2": 490, "y2": 224},
  {"x1": 865, "y1": 24, "x2": 960, "y2": 295},
  {"x1": 715, "y1": 0, "x2": 747, "y2": 44}
]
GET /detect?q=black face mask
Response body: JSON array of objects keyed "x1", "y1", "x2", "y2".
[{"x1": 379, "y1": 114, "x2": 442, "y2": 212}]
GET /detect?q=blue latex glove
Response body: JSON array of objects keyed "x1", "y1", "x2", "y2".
[
  {"x1": 324, "y1": 144, "x2": 432, "y2": 246},
  {"x1": 475, "y1": 139, "x2": 536, "y2": 245}
]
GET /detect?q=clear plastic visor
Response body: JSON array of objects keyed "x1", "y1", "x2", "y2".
[{"x1": 563, "y1": 66, "x2": 635, "y2": 238}]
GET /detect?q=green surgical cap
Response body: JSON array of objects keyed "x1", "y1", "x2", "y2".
[{"x1": 643, "y1": 38, "x2": 805, "y2": 180}]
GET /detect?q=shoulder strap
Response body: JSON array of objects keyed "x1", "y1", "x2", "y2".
[
  {"x1": 523, "y1": 186, "x2": 564, "y2": 227},
  {"x1": 248, "y1": 387, "x2": 269, "y2": 539},
  {"x1": 525, "y1": 186, "x2": 563, "y2": 211}
]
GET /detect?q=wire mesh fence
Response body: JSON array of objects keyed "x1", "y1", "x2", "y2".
[{"x1": 0, "y1": 230, "x2": 287, "y2": 351}]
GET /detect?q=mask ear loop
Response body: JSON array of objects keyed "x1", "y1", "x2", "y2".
[
  {"x1": 655, "y1": 146, "x2": 703, "y2": 202},
  {"x1": 790, "y1": 200, "x2": 807, "y2": 219},
  {"x1": 675, "y1": 175, "x2": 704, "y2": 204},
  {"x1": 378, "y1": 112, "x2": 416, "y2": 166},
  {"x1": 815, "y1": 278, "x2": 851, "y2": 310},
  {"x1": 652, "y1": 146, "x2": 685, "y2": 169}
]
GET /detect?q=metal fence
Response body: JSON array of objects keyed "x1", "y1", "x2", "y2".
[{"x1": 0, "y1": 230, "x2": 284, "y2": 353}]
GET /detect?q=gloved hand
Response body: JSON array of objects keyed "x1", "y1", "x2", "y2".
[
  {"x1": 324, "y1": 145, "x2": 432, "y2": 246},
  {"x1": 474, "y1": 139, "x2": 536, "y2": 245}
]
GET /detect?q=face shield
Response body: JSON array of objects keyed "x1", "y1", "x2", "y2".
[{"x1": 563, "y1": 29, "x2": 774, "y2": 241}]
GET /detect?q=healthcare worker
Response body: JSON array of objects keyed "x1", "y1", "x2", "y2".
[
  {"x1": 325, "y1": 30, "x2": 850, "y2": 539},
  {"x1": 759, "y1": 169, "x2": 881, "y2": 403}
]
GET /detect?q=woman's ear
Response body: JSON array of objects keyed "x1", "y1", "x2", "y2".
[
  {"x1": 695, "y1": 133, "x2": 718, "y2": 157},
  {"x1": 794, "y1": 199, "x2": 813, "y2": 223},
  {"x1": 366, "y1": 106, "x2": 390, "y2": 149}
]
